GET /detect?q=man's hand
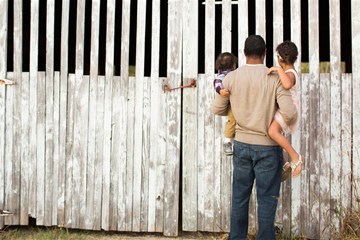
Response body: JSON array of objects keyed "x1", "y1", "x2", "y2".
[{"x1": 219, "y1": 89, "x2": 230, "y2": 97}]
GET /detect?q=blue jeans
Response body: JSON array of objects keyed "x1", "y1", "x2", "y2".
[{"x1": 228, "y1": 141, "x2": 282, "y2": 240}]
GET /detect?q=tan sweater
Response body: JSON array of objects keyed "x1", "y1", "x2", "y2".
[{"x1": 212, "y1": 64, "x2": 298, "y2": 146}]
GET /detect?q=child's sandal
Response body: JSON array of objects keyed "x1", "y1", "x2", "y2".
[{"x1": 291, "y1": 155, "x2": 303, "y2": 178}]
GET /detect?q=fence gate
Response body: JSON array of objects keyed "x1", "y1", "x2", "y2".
[{"x1": 0, "y1": 0, "x2": 359, "y2": 239}]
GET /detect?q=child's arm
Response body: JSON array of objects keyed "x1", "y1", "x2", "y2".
[{"x1": 268, "y1": 66, "x2": 295, "y2": 90}]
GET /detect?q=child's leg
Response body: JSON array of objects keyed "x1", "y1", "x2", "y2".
[
  {"x1": 224, "y1": 107, "x2": 236, "y2": 140},
  {"x1": 268, "y1": 120, "x2": 302, "y2": 176}
]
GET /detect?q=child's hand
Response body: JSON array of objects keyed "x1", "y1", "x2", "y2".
[
  {"x1": 268, "y1": 66, "x2": 280, "y2": 74},
  {"x1": 219, "y1": 89, "x2": 230, "y2": 97}
]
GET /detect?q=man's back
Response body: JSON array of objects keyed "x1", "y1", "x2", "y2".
[{"x1": 212, "y1": 64, "x2": 297, "y2": 146}]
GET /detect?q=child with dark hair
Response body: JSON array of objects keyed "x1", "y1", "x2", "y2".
[
  {"x1": 214, "y1": 52, "x2": 237, "y2": 155},
  {"x1": 268, "y1": 41, "x2": 303, "y2": 180}
]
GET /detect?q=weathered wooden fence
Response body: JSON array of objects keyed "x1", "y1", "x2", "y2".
[{"x1": 0, "y1": 0, "x2": 358, "y2": 239}]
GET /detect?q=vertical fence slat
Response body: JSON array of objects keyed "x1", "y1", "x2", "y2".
[
  {"x1": 72, "y1": 75, "x2": 89, "y2": 229},
  {"x1": 125, "y1": 76, "x2": 135, "y2": 231},
  {"x1": 204, "y1": 0, "x2": 215, "y2": 232},
  {"x1": 132, "y1": 0, "x2": 147, "y2": 231},
  {"x1": 36, "y1": 71, "x2": 46, "y2": 226},
  {"x1": 72, "y1": 0, "x2": 87, "y2": 229},
  {"x1": 4, "y1": 72, "x2": 13, "y2": 226},
  {"x1": 300, "y1": 73, "x2": 310, "y2": 235},
  {"x1": 272, "y1": 0, "x2": 285, "y2": 233},
  {"x1": 58, "y1": 0, "x2": 70, "y2": 227},
  {"x1": 20, "y1": 71, "x2": 29, "y2": 225},
  {"x1": 11, "y1": 0, "x2": 22, "y2": 225},
  {"x1": 164, "y1": 0, "x2": 182, "y2": 235},
  {"x1": 102, "y1": 0, "x2": 115, "y2": 230},
  {"x1": 65, "y1": 73, "x2": 75, "y2": 228},
  {"x1": 290, "y1": 0, "x2": 302, "y2": 235},
  {"x1": 341, "y1": 74, "x2": 352, "y2": 213},
  {"x1": 94, "y1": 76, "x2": 105, "y2": 230},
  {"x1": 222, "y1": 0, "x2": 231, "y2": 51},
  {"x1": 86, "y1": 0, "x2": 101, "y2": 230},
  {"x1": 217, "y1": 0, "x2": 232, "y2": 232},
  {"x1": 120, "y1": 0, "x2": 132, "y2": 232},
  {"x1": 256, "y1": 0, "x2": 266, "y2": 39},
  {"x1": 329, "y1": 0, "x2": 342, "y2": 235},
  {"x1": 319, "y1": 73, "x2": 331, "y2": 239},
  {"x1": 45, "y1": 0, "x2": 55, "y2": 227},
  {"x1": 238, "y1": 0, "x2": 248, "y2": 64},
  {"x1": 141, "y1": 76, "x2": 151, "y2": 231},
  {"x1": 0, "y1": 0, "x2": 7, "y2": 229},
  {"x1": 29, "y1": 0, "x2": 39, "y2": 221},
  {"x1": 352, "y1": 0, "x2": 360, "y2": 208},
  {"x1": 148, "y1": 0, "x2": 161, "y2": 232},
  {"x1": 308, "y1": 0, "x2": 320, "y2": 236},
  {"x1": 197, "y1": 74, "x2": 205, "y2": 232},
  {"x1": 155, "y1": 78, "x2": 166, "y2": 233},
  {"x1": 52, "y1": 71, "x2": 60, "y2": 226}
]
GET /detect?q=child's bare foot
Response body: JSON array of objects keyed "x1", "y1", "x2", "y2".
[
  {"x1": 281, "y1": 162, "x2": 291, "y2": 181},
  {"x1": 291, "y1": 155, "x2": 303, "y2": 177}
]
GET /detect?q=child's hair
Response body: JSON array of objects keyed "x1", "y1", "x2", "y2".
[
  {"x1": 276, "y1": 41, "x2": 298, "y2": 65},
  {"x1": 215, "y1": 52, "x2": 237, "y2": 71}
]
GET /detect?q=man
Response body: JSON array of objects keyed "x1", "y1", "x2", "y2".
[{"x1": 212, "y1": 35, "x2": 298, "y2": 239}]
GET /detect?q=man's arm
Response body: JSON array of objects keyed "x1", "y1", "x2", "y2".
[
  {"x1": 275, "y1": 80, "x2": 298, "y2": 126},
  {"x1": 211, "y1": 93, "x2": 230, "y2": 116}
]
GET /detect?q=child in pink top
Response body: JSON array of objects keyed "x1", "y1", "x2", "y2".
[{"x1": 268, "y1": 41, "x2": 303, "y2": 181}]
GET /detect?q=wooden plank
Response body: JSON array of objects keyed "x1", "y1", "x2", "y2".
[
  {"x1": 110, "y1": 73, "x2": 121, "y2": 232},
  {"x1": 290, "y1": 0, "x2": 302, "y2": 235},
  {"x1": 0, "y1": 0, "x2": 7, "y2": 229},
  {"x1": 36, "y1": 72, "x2": 46, "y2": 226},
  {"x1": 93, "y1": 76, "x2": 105, "y2": 230},
  {"x1": 72, "y1": 0, "x2": 87, "y2": 229},
  {"x1": 155, "y1": 78, "x2": 166, "y2": 233},
  {"x1": 329, "y1": 0, "x2": 342, "y2": 234},
  {"x1": 4, "y1": 73, "x2": 14, "y2": 225},
  {"x1": 218, "y1": 1, "x2": 231, "y2": 230},
  {"x1": 222, "y1": 0, "x2": 231, "y2": 51},
  {"x1": 120, "y1": 0, "x2": 131, "y2": 232},
  {"x1": 86, "y1": 0, "x2": 101, "y2": 230},
  {"x1": 197, "y1": 74, "x2": 205, "y2": 232},
  {"x1": 65, "y1": 74, "x2": 75, "y2": 228},
  {"x1": 44, "y1": 0, "x2": 55, "y2": 226},
  {"x1": 299, "y1": 73, "x2": 310, "y2": 236},
  {"x1": 272, "y1": 0, "x2": 285, "y2": 233},
  {"x1": 341, "y1": 74, "x2": 352, "y2": 214},
  {"x1": 307, "y1": 0, "x2": 320, "y2": 238},
  {"x1": 351, "y1": 0, "x2": 360, "y2": 209},
  {"x1": 52, "y1": 71, "x2": 60, "y2": 226},
  {"x1": 20, "y1": 71, "x2": 29, "y2": 225},
  {"x1": 204, "y1": 0, "x2": 215, "y2": 232},
  {"x1": 237, "y1": 0, "x2": 248, "y2": 65},
  {"x1": 10, "y1": 0, "x2": 23, "y2": 225},
  {"x1": 125, "y1": 77, "x2": 135, "y2": 231},
  {"x1": 273, "y1": 0, "x2": 283, "y2": 62},
  {"x1": 148, "y1": 0, "x2": 160, "y2": 232},
  {"x1": 164, "y1": 0, "x2": 182, "y2": 235},
  {"x1": 72, "y1": 75, "x2": 89, "y2": 229},
  {"x1": 28, "y1": 0, "x2": 39, "y2": 221},
  {"x1": 58, "y1": 0, "x2": 70, "y2": 226},
  {"x1": 255, "y1": 0, "x2": 266, "y2": 39},
  {"x1": 102, "y1": 0, "x2": 116, "y2": 230},
  {"x1": 319, "y1": 74, "x2": 331, "y2": 239},
  {"x1": 141, "y1": 77, "x2": 151, "y2": 231},
  {"x1": 132, "y1": 0, "x2": 147, "y2": 232}
]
